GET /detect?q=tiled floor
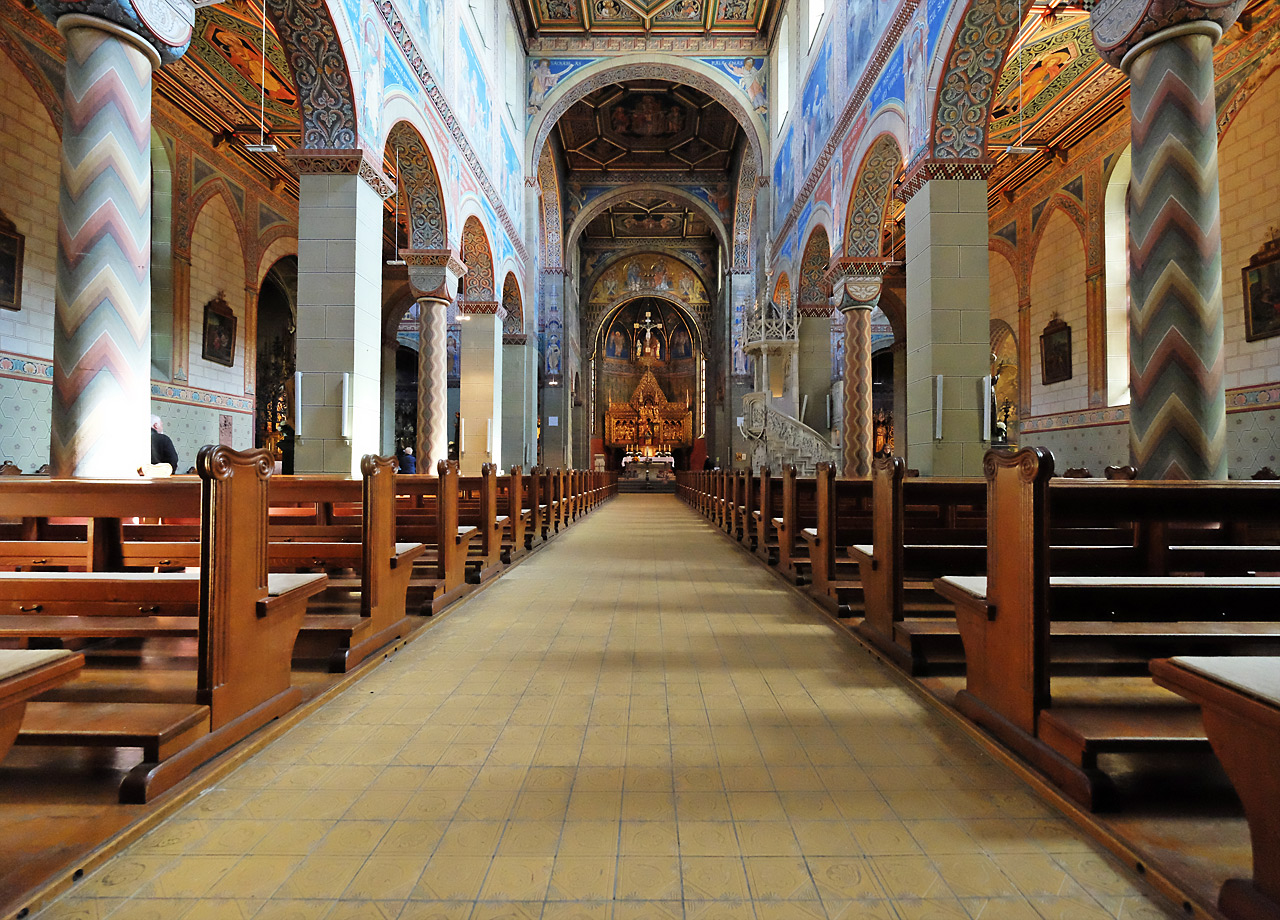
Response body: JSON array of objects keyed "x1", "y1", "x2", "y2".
[{"x1": 34, "y1": 494, "x2": 1179, "y2": 920}]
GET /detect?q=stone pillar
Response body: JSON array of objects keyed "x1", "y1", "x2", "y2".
[
  {"x1": 404, "y1": 250, "x2": 464, "y2": 471},
  {"x1": 459, "y1": 301, "x2": 504, "y2": 474},
  {"x1": 502, "y1": 333, "x2": 530, "y2": 470},
  {"x1": 1091, "y1": 0, "x2": 1242, "y2": 480},
  {"x1": 172, "y1": 251, "x2": 191, "y2": 383},
  {"x1": 539, "y1": 268, "x2": 569, "y2": 468},
  {"x1": 900, "y1": 170, "x2": 992, "y2": 476},
  {"x1": 43, "y1": 14, "x2": 165, "y2": 476},
  {"x1": 797, "y1": 308, "x2": 833, "y2": 431},
  {"x1": 380, "y1": 338, "x2": 398, "y2": 456},
  {"x1": 830, "y1": 265, "x2": 888, "y2": 478},
  {"x1": 289, "y1": 150, "x2": 393, "y2": 476}
]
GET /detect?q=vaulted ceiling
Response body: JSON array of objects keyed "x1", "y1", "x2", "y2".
[
  {"x1": 581, "y1": 197, "x2": 715, "y2": 243},
  {"x1": 522, "y1": 0, "x2": 774, "y2": 37},
  {"x1": 556, "y1": 81, "x2": 741, "y2": 174}
]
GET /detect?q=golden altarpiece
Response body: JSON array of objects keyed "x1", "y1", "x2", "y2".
[{"x1": 604, "y1": 364, "x2": 692, "y2": 456}]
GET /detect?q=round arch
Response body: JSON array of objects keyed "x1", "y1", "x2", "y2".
[
  {"x1": 385, "y1": 120, "x2": 448, "y2": 249},
  {"x1": 845, "y1": 133, "x2": 905, "y2": 260},
  {"x1": 526, "y1": 56, "x2": 765, "y2": 177},
  {"x1": 257, "y1": 233, "x2": 299, "y2": 288},
  {"x1": 460, "y1": 216, "x2": 496, "y2": 302},
  {"x1": 582, "y1": 250, "x2": 713, "y2": 353},
  {"x1": 565, "y1": 184, "x2": 732, "y2": 258},
  {"x1": 263, "y1": 0, "x2": 359, "y2": 149},
  {"x1": 501, "y1": 272, "x2": 524, "y2": 335},
  {"x1": 592, "y1": 294, "x2": 705, "y2": 358},
  {"x1": 798, "y1": 226, "x2": 832, "y2": 311},
  {"x1": 773, "y1": 273, "x2": 792, "y2": 310},
  {"x1": 926, "y1": 0, "x2": 1032, "y2": 162}
]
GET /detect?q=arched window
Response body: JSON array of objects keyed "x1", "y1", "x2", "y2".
[
  {"x1": 774, "y1": 14, "x2": 790, "y2": 133},
  {"x1": 807, "y1": 0, "x2": 825, "y2": 46},
  {"x1": 1104, "y1": 149, "x2": 1132, "y2": 406}
]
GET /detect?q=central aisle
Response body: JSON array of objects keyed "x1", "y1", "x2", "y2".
[{"x1": 41, "y1": 494, "x2": 1175, "y2": 920}]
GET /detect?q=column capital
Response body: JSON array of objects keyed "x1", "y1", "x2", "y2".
[
  {"x1": 284, "y1": 148, "x2": 396, "y2": 199},
  {"x1": 1090, "y1": 0, "x2": 1244, "y2": 70},
  {"x1": 40, "y1": 0, "x2": 194, "y2": 65},
  {"x1": 895, "y1": 157, "x2": 994, "y2": 202},
  {"x1": 827, "y1": 258, "x2": 893, "y2": 312},
  {"x1": 460, "y1": 300, "x2": 507, "y2": 318},
  {"x1": 503, "y1": 333, "x2": 529, "y2": 346},
  {"x1": 403, "y1": 248, "x2": 465, "y2": 302}
]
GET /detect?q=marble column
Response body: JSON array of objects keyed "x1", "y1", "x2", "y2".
[
  {"x1": 288, "y1": 150, "x2": 393, "y2": 476},
  {"x1": 458, "y1": 300, "x2": 504, "y2": 474},
  {"x1": 39, "y1": 1, "x2": 192, "y2": 476},
  {"x1": 1091, "y1": 0, "x2": 1243, "y2": 479},
  {"x1": 404, "y1": 250, "x2": 464, "y2": 472},
  {"x1": 830, "y1": 265, "x2": 887, "y2": 478},
  {"x1": 901, "y1": 170, "x2": 992, "y2": 476}
]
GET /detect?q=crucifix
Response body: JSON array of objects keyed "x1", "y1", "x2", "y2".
[{"x1": 634, "y1": 309, "x2": 663, "y2": 358}]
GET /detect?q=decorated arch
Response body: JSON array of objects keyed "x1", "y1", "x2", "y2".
[
  {"x1": 798, "y1": 227, "x2": 832, "y2": 314},
  {"x1": 264, "y1": 0, "x2": 359, "y2": 149},
  {"x1": 385, "y1": 121, "x2": 447, "y2": 249},
  {"x1": 502, "y1": 273, "x2": 524, "y2": 336},
  {"x1": 845, "y1": 134, "x2": 905, "y2": 260},
  {"x1": 460, "y1": 216, "x2": 496, "y2": 303}
]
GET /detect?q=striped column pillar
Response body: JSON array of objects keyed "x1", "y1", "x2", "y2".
[
  {"x1": 1091, "y1": 0, "x2": 1245, "y2": 479},
  {"x1": 37, "y1": 0, "x2": 192, "y2": 477},
  {"x1": 830, "y1": 260, "x2": 890, "y2": 478},
  {"x1": 404, "y1": 250, "x2": 464, "y2": 472},
  {"x1": 50, "y1": 19, "x2": 159, "y2": 477}
]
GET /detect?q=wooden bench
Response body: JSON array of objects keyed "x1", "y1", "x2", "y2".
[
  {"x1": 397, "y1": 461, "x2": 480, "y2": 613},
  {"x1": 937, "y1": 447, "x2": 1280, "y2": 809},
  {"x1": 1151, "y1": 656, "x2": 1280, "y2": 920},
  {"x1": 0, "y1": 446, "x2": 327, "y2": 802},
  {"x1": 496, "y1": 466, "x2": 530, "y2": 563},
  {"x1": 458, "y1": 465, "x2": 506, "y2": 584},
  {"x1": 773, "y1": 466, "x2": 819, "y2": 585},
  {"x1": 0, "y1": 649, "x2": 83, "y2": 763},
  {"x1": 752, "y1": 469, "x2": 783, "y2": 565},
  {"x1": 800, "y1": 464, "x2": 872, "y2": 617}
]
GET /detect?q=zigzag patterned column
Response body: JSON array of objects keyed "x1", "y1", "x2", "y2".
[
  {"x1": 1092, "y1": 1, "x2": 1244, "y2": 479},
  {"x1": 50, "y1": 20, "x2": 159, "y2": 476},
  {"x1": 832, "y1": 276, "x2": 881, "y2": 478},
  {"x1": 416, "y1": 296, "x2": 449, "y2": 470}
]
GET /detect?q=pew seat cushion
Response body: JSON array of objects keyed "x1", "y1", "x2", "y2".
[
  {"x1": 1169, "y1": 656, "x2": 1280, "y2": 707},
  {"x1": 0, "y1": 649, "x2": 77, "y2": 683}
]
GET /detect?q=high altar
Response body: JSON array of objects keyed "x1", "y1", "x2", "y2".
[{"x1": 604, "y1": 368, "x2": 692, "y2": 456}]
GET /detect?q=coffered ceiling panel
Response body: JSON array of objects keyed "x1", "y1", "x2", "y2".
[{"x1": 525, "y1": 0, "x2": 773, "y2": 36}]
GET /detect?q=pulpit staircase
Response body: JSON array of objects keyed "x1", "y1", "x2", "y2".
[{"x1": 740, "y1": 393, "x2": 839, "y2": 476}]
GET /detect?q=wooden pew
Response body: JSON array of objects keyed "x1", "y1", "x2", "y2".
[
  {"x1": 0, "y1": 446, "x2": 327, "y2": 802},
  {"x1": 1151, "y1": 656, "x2": 1280, "y2": 920},
  {"x1": 774, "y1": 466, "x2": 819, "y2": 585},
  {"x1": 526, "y1": 466, "x2": 547, "y2": 547},
  {"x1": 800, "y1": 464, "x2": 872, "y2": 617},
  {"x1": 458, "y1": 464, "x2": 505, "y2": 584},
  {"x1": 397, "y1": 461, "x2": 480, "y2": 612},
  {"x1": 0, "y1": 649, "x2": 83, "y2": 763},
  {"x1": 737, "y1": 469, "x2": 757, "y2": 549},
  {"x1": 497, "y1": 467, "x2": 530, "y2": 562},
  {"x1": 850, "y1": 459, "x2": 986, "y2": 673},
  {"x1": 753, "y1": 468, "x2": 782, "y2": 565},
  {"x1": 937, "y1": 447, "x2": 1280, "y2": 809}
]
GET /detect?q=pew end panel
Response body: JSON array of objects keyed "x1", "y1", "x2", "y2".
[{"x1": 0, "y1": 650, "x2": 84, "y2": 762}]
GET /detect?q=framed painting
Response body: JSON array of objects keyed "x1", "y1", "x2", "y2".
[
  {"x1": 1243, "y1": 235, "x2": 1280, "y2": 342},
  {"x1": 1040, "y1": 316, "x2": 1072, "y2": 385},
  {"x1": 202, "y1": 293, "x2": 237, "y2": 367},
  {"x1": 0, "y1": 212, "x2": 23, "y2": 311}
]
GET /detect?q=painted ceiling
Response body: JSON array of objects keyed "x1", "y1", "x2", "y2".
[
  {"x1": 556, "y1": 81, "x2": 741, "y2": 173},
  {"x1": 988, "y1": 0, "x2": 1280, "y2": 193},
  {"x1": 159, "y1": 0, "x2": 299, "y2": 162},
  {"x1": 524, "y1": 0, "x2": 774, "y2": 37},
  {"x1": 581, "y1": 197, "x2": 715, "y2": 242}
]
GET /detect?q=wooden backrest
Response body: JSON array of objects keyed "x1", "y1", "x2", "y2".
[
  {"x1": 1104, "y1": 465, "x2": 1137, "y2": 480},
  {"x1": 437, "y1": 461, "x2": 460, "y2": 539},
  {"x1": 814, "y1": 462, "x2": 836, "y2": 569},
  {"x1": 757, "y1": 467, "x2": 773, "y2": 521},
  {"x1": 984, "y1": 447, "x2": 1054, "y2": 732},
  {"x1": 360, "y1": 455, "x2": 397, "y2": 615},
  {"x1": 870, "y1": 455, "x2": 906, "y2": 588},
  {"x1": 197, "y1": 445, "x2": 272, "y2": 717}
]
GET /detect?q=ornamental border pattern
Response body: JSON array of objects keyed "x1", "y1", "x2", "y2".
[
  {"x1": 378, "y1": 0, "x2": 528, "y2": 264},
  {"x1": 1019, "y1": 381, "x2": 1280, "y2": 433},
  {"x1": 0, "y1": 351, "x2": 254, "y2": 414}
]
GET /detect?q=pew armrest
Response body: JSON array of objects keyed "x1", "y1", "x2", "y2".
[
  {"x1": 934, "y1": 575, "x2": 993, "y2": 620},
  {"x1": 259, "y1": 573, "x2": 329, "y2": 617},
  {"x1": 393, "y1": 542, "x2": 426, "y2": 568}
]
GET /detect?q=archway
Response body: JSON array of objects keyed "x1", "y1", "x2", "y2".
[
  {"x1": 593, "y1": 296, "x2": 704, "y2": 473},
  {"x1": 798, "y1": 225, "x2": 834, "y2": 433},
  {"x1": 255, "y1": 256, "x2": 297, "y2": 468},
  {"x1": 384, "y1": 121, "x2": 448, "y2": 250}
]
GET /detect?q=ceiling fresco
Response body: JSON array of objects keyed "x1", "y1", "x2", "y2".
[
  {"x1": 988, "y1": 0, "x2": 1280, "y2": 193},
  {"x1": 581, "y1": 197, "x2": 715, "y2": 242},
  {"x1": 525, "y1": 0, "x2": 774, "y2": 37},
  {"x1": 556, "y1": 81, "x2": 740, "y2": 173},
  {"x1": 159, "y1": 0, "x2": 299, "y2": 153}
]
